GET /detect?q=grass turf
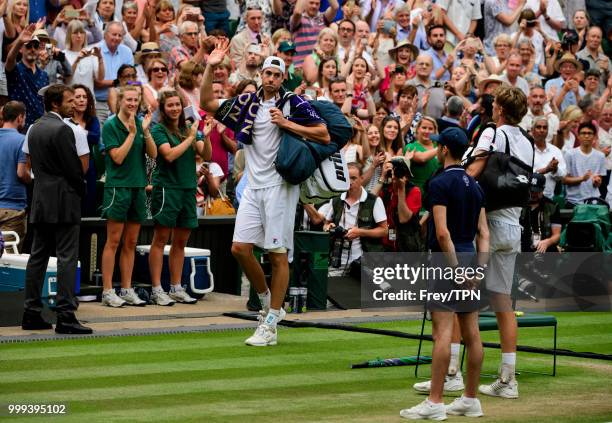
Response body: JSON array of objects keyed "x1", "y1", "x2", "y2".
[{"x1": 0, "y1": 312, "x2": 611, "y2": 422}]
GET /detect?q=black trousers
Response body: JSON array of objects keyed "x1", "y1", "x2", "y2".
[{"x1": 23, "y1": 223, "x2": 80, "y2": 317}]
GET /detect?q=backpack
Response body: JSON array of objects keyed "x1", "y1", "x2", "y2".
[
  {"x1": 463, "y1": 125, "x2": 534, "y2": 211},
  {"x1": 275, "y1": 100, "x2": 352, "y2": 185}
]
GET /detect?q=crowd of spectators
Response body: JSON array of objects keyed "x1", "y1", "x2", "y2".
[{"x1": 0, "y1": 0, "x2": 611, "y2": 260}]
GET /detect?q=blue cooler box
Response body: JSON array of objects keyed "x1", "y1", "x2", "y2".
[
  {"x1": 135, "y1": 246, "x2": 214, "y2": 296},
  {"x1": 0, "y1": 254, "x2": 81, "y2": 306}
]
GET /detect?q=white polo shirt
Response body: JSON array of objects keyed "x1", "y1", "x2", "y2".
[{"x1": 534, "y1": 142, "x2": 566, "y2": 200}]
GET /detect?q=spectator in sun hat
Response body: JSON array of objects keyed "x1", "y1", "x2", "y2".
[
  {"x1": 478, "y1": 74, "x2": 506, "y2": 96},
  {"x1": 544, "y1": 52, "x2": 585, "y2": 112},
  {"x1": 34, "y1": 29, "x2": 73, "y2": 85},
  {"x1": 134, "y1": 41, "x2": 166, "y2": 84}
]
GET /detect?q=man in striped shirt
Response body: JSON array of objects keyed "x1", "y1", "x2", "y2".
[{"x1": 290, "y1": 0, "x2": 339, "y2": 69}]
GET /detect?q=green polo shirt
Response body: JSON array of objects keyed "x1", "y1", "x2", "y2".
[
  {"x1": 151, "y1": 123, "x2": 197, "y2": 189},
  {"x1": 404, "y1": 141, "x2": 441, "y2": 193},
  {"x1": 283, "y1": 72, "x2": 303, "y2": 92},
  {"x1": 102, "y1": 115, "x2": 147, "y2": 188}
]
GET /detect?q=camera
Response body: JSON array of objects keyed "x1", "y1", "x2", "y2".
[
  {"x1": 382, "y1": 19, "x2": 395, "y2": 35},
  {"x1": 561, "y1": 30, "x2": 579, "y2": 48},
  {"x1": 329, "y1": 225, "x2": 350, "y2": 268},
  {"x1": 390, "y1": 157, "x2": 412, "y2": 180},
  {"x1": 65, "y1": 9, "x2": 80, "y2": 19}
]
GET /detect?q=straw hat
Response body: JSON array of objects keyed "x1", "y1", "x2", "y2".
[
  {"x1": 388, "y1": 40, "x2": 419, "y2": 62},
  {"x1": 478, "y1": 74, "x2": 505, "y2": 93},
  {"x1": 135, "y1": 42, "x2": 165, "y2": 64},
  {"x1": 32, "y1": 29, "x2": 56, "y2": 46},
  {"x1": 554, "y1": 52, "x2": 583, "y2": 72}
]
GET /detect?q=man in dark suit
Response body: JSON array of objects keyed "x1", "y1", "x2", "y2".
[
  {"x1": 21, "y1": 84, "x2": 92, "y2": 335},
  {"x1": 436, "y1": 96, "x2": 467, "y2": 134}
]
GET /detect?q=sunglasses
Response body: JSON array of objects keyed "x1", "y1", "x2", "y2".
[
  {"x1": 140, "y1": 48, "x2": 161, "y2": 54},
  {"x1": 25, "y1": 41, "x2": 40, "y2": 49},
  {"x1": 151, "y1": 67, "x2": 168, "y2": 73}
]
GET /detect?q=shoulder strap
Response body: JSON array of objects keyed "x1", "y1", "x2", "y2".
[
  {"x1": 332, "y1": 197, "x2": 344, "y2": 225},
  {"x1": 500, "y1": 129, "x2": 510, "y2": 155},
  {"x1": 519, "y1": 126, "x2": 536, "y2": 170},
  {"x1": 464, "y1": 122, "x2": 496, "y2": 163},
  {"x1": 501, "y1": 127, "x2": 535, "y2": 169}
]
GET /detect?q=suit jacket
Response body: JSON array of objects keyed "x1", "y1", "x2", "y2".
[
  {"x1": 229, "y1": 30, "x2": 252, "y2": 68},
  {"x1": 27, "y1": 113, "x2": 85, "y2": 224},
  {"x1": 229, "y1": 30, "x2": 271, "y2": 69}
]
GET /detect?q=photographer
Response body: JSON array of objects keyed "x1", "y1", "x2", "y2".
[
  {"x1": 63, "y1": 20, "x2": 105, "y2": 95},
  {"x1": 520, "y1": 173, "x2": 562, "y2": 253},
  {"x1": 323, "y1": 163, "x2": 387, "y2": 272},
  {"x1": 37, "y1": 36, "x2": 73, "y2": 85},
  {"x1": 371, "y1": 157, "x2": 424, "y2": 252}
]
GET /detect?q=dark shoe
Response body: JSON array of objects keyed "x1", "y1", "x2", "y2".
[
  {"x1": 55, "y1": 314, "x2": 93, "y2": 335},
  {"x1": 22, "y1": 311, "x2": 53, "y2": 330}
]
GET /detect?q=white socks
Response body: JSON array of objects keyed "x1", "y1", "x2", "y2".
[
  {"x1": 448, "y1": 343, "x2": 461, "y2": 375},
  {"x1": 170, "y1": 284, "x2": 183, "y2": 293},
  {"x1": 501, "y1": 353, "x2": 517, "y2": 382},
  {"x1": 502, "y1": 352, "x2": 516, "y2": 366},
  {"x1": 258, "y1": 289, "x2": 271, "y2": 312}
]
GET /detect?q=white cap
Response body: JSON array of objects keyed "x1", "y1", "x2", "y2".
[{"x1": 262, "y1": 56, "x2": 286, "y2": 74}]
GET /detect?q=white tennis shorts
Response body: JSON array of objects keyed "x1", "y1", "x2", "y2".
[
  {"x1": 233, "y1": 183, "x2": 300, "y2": 257},
  {"x1": 485, "y1": 219, "x2": 521, "y2": 295}
]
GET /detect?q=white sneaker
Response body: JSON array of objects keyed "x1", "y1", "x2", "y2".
[
  {"x1": 479, "y1": 378, "x2": 519, "y2": 399},
  {"x1": 257, "y1": 308, "x2": 287, "y2": 326},
  {"x1": 413, "y1": 372, "x2": 465, "y2": 393},
  {"x1": 446, "y1": 397, "x2": 484, "y2": 417},
  {"x1": 119, "y1": 288, "x2": 146, "y2": 306},
  {"x1": 244, "y1": 324, "x2": 277, "y2": 346},
  {"x1": 151, "y1": 289, "x2": 176, "y2": 306},
  {"x1": 101, "y1": 290, "x2": 126, "y2": 308},
  {"x1": 168, "y1": 287, "x2": 197, "y2": 304},
  {"x1": 400, "y1": 400, "x2": 447, "y2": 421}
]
